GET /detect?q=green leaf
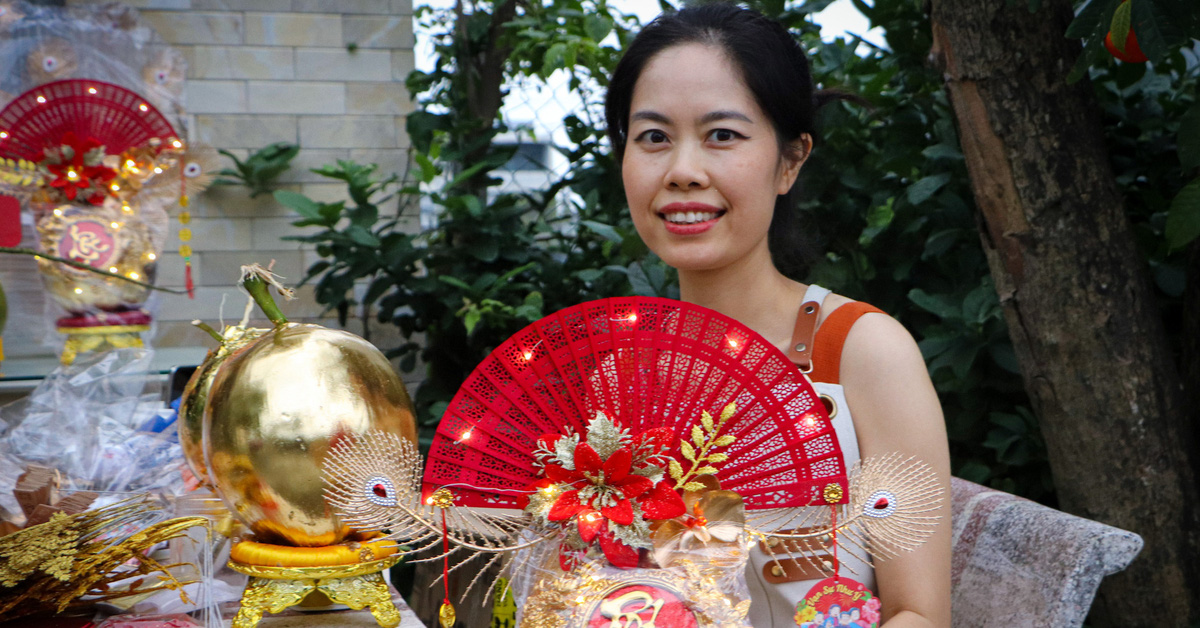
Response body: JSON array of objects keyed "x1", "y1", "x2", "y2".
[
  {"x1": 543, "y1": 43, "x2": 569, "y2": 75},
  {"x1": 1109, "y1": 0, "x2": 1132, "y2": 52},
  {"x1": 921, "y1": 144, "x2": 963, "y2": 161},
  {"x1": 346, "y1": 225, "x2": 381, "y2": 247},
  {"x1": 584, "y1": 14, "x2": 613, "y2": 42},
  {"x1": 962, "y1": 283, "x2": 997, "y2": 325},
  {"x1": 581, "y1": 220, "x2": 623, "y2": 243},
  {"x1": 1178, "y1": 102, "x2": 1200, "y2": 171},
  {"x1": 955, "y1": 460, "x2": 991, "y2": 484},
  {"x1": 1066, "y1": 0, "x2": 1118, "y2": 38},
  {"x1": 438, "y1": 275, "x2": 474, "y2": 291},
  {"x1": 1165, "y1": 177, "x2": 1200, "y2": 249},
  {"x1": 908, "y1": 289, "x2": 959, "y2": 320},
  {"x1": 1129, "y1": 0, "x2": 1183, "y2": 63},
  {"x1": 413, "y1": 152, "x2": 439, "y2": 183},
  {"x1": 463, "y1": 308, "x2": 482, "y2": 335},
  {"x1": 906, "y1": 172, "x2": 952, "y2": 206},
  {"x1": 275, "y1": 190, "x2": 322, "y2": 219}
]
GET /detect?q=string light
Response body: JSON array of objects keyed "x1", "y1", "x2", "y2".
[
  {"x1": 53, "y1": 208, "x2": 63, "y2": 216},
  {"x1": 727, "y1": 337, "x2": 741, "y2": 350},
  {"x1": 138, "y1": 103, "x2": 149, "y2": 112},
  {"x1": 171, "y1": 140, "x2": 183, "y2": 149},
  {"x1": 73, "y1": 288, "x2": 83, "y2": 294},
  {"x1": 459, "y1": 428, "x2": 474, "y2": 442},
  {"x1": 108, "y1": 266, "x2": 118, "y2": 273},
  {"x1": 147, "y1": 253, "x2": 156, "y2": 261},
  {"x1": 0, "y1": 131, "x2": 8, "y2": 139},
  {"x1": 36, "y1": 95, "x2": 45, "y2": 103},
  {"x1": 128, "y1": 272, "x2": 140, "y2": 280},
  {"x1": 522, "y1": 350, "x2": 533, "y2": 361},
  {"x1": 110, "y1": 183, "x2": 120, "y2": 192},
  {"x1": 87, "y1": 87, "x2": 97, "y2": 94},
  {"x1": 153, "y1": 167, "x2": 162, "y2": 174},
  {"x1": 110, "y1": 221, "x2": 120, "y2": 229},
  {"x1": 66, "y1": 170, "x2": 78, "y2": 181},
  {"x1": 121, "y1": 205, "x2": 132, "y2": 213}
]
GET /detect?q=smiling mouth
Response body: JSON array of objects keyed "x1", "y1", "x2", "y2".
[{"x1": 661, "y1": 210, "x2": 725, "y2": 224}]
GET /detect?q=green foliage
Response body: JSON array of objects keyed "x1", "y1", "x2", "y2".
[
  {"x1": 744, "y1": 0, "x2": 1054, "y2": 501},
  {"x1": 283, "y1": 2, "x2": 671, "y2": 440},
  {"x1": 214, "y1": 142, "x2": 300, "y2": 198}
]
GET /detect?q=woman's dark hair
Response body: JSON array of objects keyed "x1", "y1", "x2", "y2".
[{"x1": 605, "y1": 3, "x2": 830, "y2": 278}]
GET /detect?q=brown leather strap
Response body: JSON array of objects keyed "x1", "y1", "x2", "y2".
[
  {"x1": 758, "y1": 527, "x2": 837, "y2": 583},
  {"x1": 809, "y1": 302, "x2": 885, "y2": 384},
  {"x1": 761, "y1": 554, "x2": 839, "y2": 583},
  {"x1": 787, "y1": 300, "x2": 821, "y2": 372}
]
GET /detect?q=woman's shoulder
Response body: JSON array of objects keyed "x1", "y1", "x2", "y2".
[{"x1": 814, "y1": 291, "x2": 923, "y2": 383}]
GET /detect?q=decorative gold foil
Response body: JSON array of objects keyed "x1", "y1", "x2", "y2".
[
  {"x1": 227, "y1": 555, "x2": 402, "y2": 628},
  {"x1": 438, "y1": 601, "x2": 456, "y2": 628},
  {"x1": 205, "y1": 323, "x2": 417, "y2": 547},
  {"x1": 823, "y1": 483, "x2": 844, "y2": 504},
  {"x1": 519, "y1": 560, "x2": 752, "y2": 628},
  {"x1": 178, "y1": 325, "x2": 266, "y2": 487},
  {"x1": 35, "y1": 201, "x2": 158, "y2": 313}
]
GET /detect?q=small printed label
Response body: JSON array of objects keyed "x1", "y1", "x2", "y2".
[{"x1": 794, "y1": 577, "x2": 880, "y2": 628}]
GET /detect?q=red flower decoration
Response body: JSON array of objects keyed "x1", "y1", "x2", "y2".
[
  {"x1": 538, "y1": 438, "x2": 684, "y2": 567},
  {"x1": 44, "y1": 132, "x2": 115, "y2": 205}
]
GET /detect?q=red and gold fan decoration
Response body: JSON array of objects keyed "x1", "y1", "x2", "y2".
[
  {"x1": 324, "y1": 297, "x2": 944, "y2": 626},
  {"x1": 423, "y1": 296, "x2": 847, "y2": 511},
  {"x1": 0, "y1": 79, "x2": 215, "y2": 317},
  {"x1": 0, "y1": 79, "x2": 176, "y2": 162}
]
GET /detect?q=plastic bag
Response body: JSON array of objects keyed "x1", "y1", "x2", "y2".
[
  {"x1": 0, "y1": 348, "x2": 185, "y2": 526},
  {"x1": 510, "y1": 528, "x2": 753, "y2": 627}
]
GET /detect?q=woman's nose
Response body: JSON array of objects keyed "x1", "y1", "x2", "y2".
[{"x1": 664, "y1": 144, "x2": 709, "y2": 189}]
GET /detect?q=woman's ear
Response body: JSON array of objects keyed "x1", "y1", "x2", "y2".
[{"x1": 776, "y1": 134, "x2": 813, "y2": 195}]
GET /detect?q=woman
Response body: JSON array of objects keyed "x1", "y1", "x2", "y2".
[{"x1": 603, "y1": 4, "x2": 951, "y2": 627}]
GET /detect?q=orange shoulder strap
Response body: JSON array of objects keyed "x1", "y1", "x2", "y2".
[{"x1": 809, "y1": 302, "x2": 885, "y2": 385}]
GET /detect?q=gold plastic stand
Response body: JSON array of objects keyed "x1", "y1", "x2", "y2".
[
  {"x1": 57, "y1": 324, "x2": 148, "y2": 365},
  {"x1": 227, "y1": 554, "x2": 403, "y2": 628}
]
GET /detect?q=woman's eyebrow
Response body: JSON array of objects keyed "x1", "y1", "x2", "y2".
[
  {"x1": 699, "y1": 110, "x2": 752, "y2": 124},
  {"x1": 631, "y1": 110, "x2": 670, "y2": 124}
]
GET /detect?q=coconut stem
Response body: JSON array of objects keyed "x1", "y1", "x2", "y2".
[
  {"x1": 239, "y1": 265, "x2": 290, "y2": 327},
  {"x1": 191, "y1": 319, "x2": 225, "y2": 343}
]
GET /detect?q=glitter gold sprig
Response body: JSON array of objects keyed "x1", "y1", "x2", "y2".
[
  {"x1": 671, "y1": 402, "x2": 737, "y2": 492},
  {"x1": 0, "y1": 497, "x2": 208, "y2": 620}
]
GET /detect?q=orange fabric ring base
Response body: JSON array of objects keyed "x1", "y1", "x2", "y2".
[{"x1": 230, "y1": 536, "x2": 398, "y2": 568}]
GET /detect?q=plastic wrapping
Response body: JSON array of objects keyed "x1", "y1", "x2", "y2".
[
  {"x1": 0, "y1": 348, "x2": 185, "y2": 527},
  {"x1": 0, "y1": 0, "x2": 187, "y2": 338},
  {"x1": 510, "y1": 532, "x2": 754, "y2": 627}
]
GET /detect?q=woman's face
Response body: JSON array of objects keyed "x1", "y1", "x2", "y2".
[{"x1": 622, "y1": 42, "x2": 803, "y2": 274}]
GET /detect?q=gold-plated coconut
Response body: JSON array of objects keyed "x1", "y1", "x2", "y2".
[
  {"x1": 196, "y1": 266, "x2": 417, "y2": 547},
  {"x1": 178, "y1": 325, "x2": 265, "y2": 487}
]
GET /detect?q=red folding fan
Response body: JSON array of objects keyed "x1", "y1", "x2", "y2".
[
  {"x1": 422, "y1": 296, "x2": 847, "y2": 511},
  {"x1": 0, "y1": 79, "x2": 177, "y2": 161}
]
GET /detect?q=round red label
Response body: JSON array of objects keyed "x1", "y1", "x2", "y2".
[
  {"x1": 58, "y1": 219, "x2": 116, "y2": 268},
  {"x1": 587, "y1": 583, "x2": 699, "y2": 628}
]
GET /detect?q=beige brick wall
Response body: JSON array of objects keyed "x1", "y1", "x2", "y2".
[{"x1": 55, "y1": 0, "x2": 416, "y2": 373}]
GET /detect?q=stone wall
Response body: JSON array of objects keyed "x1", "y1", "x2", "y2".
[{"x1": 39, "y1": 0, "x2": 418, "y2": 357}]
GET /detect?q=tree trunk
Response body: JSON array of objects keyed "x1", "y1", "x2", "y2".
[{"x1": 928, "y1": 0, "x2": 1200, "y2": 623}]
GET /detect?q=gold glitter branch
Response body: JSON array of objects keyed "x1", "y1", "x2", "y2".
[
  {"x1": 0, "y1": 498, "x2": 209, "y2": 620},
  {"x1": 671, "y1": 402, "x2": 737, "y2": 492}
]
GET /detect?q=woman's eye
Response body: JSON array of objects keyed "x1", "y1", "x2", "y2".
[
  {"x1": 636, "y1": 130, "x2": 668, "y2": 144},
  {"x1": 710, "y1": 129, "x2": 742, "y2": 142}
]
